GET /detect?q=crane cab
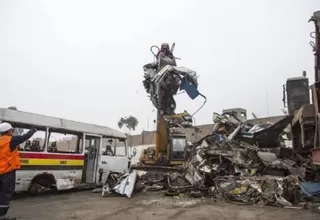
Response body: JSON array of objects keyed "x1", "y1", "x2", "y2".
[{"x1": 167, "y1": 131, "x2": 187, "y2": 165}]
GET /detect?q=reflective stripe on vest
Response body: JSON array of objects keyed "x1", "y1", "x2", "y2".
[{"x1": 0, "y1": 135, "x2": 21, "y2": 174}]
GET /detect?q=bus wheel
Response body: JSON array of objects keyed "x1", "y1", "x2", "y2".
[{"x1": 28, "y1": 181, "x2": 42, "y2": 196}]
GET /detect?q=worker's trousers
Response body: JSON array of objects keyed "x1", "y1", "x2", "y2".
[{"x1": 0, "y1": 170, "x2": 16, "y2": 218}]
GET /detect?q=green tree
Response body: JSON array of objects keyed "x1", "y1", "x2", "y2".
[
  {"x1": 118, "y1": 116, "x2": 139, "y2": 148},
  {"x1": 117, "y1": 117, "x2": 127, "y2": 130},
  {"x1": 8, "y1": 106, "x2": 17, "y2": 110},
  {"x1": 117, "y1": 115, "x2": 139, "y2": 131}
]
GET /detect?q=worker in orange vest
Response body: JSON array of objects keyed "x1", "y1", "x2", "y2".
[{"x1": 0, "y1": 123, "x2": 37, "y2": 220}]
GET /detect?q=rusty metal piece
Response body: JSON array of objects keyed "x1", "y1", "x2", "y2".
[
  {"x1": 311, "y1": 83, "x2": 320, "y2": 115},
  {"x1": 311, "y1": 148, "x2": 320, "y2": 165},
  {"x1": 309, "y1": 11, "x2": 320, "y2": 82},
  {"x1": 291, "y1": 105, "x2": 315, "y2": 151},
  {"x1": 291, "y1": 104, "x2": 315, "y2": 126},
  {"x1": 311, "y1": 82, "x2": 320, "y2": 150}
]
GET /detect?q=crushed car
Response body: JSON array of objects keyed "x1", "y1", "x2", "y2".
[{"x1": 142, "y1": 43, "x2": 205, "y2": 115}]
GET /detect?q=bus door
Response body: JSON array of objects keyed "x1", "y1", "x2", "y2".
[
  {"x1": 97, "y1": 138, "x2": 129, "y2": 184},
  {"x1": 84, "y1": 134, "x2": 102, "y2": 184}
]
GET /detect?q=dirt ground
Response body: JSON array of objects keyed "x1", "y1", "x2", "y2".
[{"x1": 9, "y1": 191, "x2": 319, "y2": 220}]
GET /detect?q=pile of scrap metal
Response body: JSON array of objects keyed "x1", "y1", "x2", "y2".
[
  {"x1": 101, "y1": 111, "x2": 320, "y2": 209},
  {"x1": 165, "y1": 112, "x2": 319, "y2": 205},
  {"x1": 162, "y1": 112, "x2": 309, "y2": 206}
]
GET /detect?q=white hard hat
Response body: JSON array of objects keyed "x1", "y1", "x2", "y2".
[{"x1": 0, "y1": 122, "x2": 13, "y2": 133}]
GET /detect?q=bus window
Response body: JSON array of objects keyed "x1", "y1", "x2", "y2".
[
  {"x1": 48, "y1": 131, "x2": 82, "y2": 154},
  {"x1": 101, "y1": 138, "x2": 126, "y2": 156},
  {"x1": 16, "y1": 128, "x2": 47, "y2": 152}
]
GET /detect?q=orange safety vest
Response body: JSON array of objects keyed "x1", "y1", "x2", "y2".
[{"x1": 0, "y1": 135, "x2": 21, "y2": 174}]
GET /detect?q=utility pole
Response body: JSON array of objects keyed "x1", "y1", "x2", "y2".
[{"x1": 265, "y1": 91, "x2": 270, "y2": 117}]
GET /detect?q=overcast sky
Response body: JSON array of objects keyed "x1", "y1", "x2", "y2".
[{"x1": 0, "y1": 0, "x2": 319, "y2": 134}]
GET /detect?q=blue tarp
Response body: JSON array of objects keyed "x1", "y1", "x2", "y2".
[
  {"x1": 180, "y1": 77, "x2": 200, "y2": 100},
  {"x1": 212, "y1": 132, "x2": 223, "y2": 143},
  {"x1": 300, "y1": 181, "x2": 320, "y2": 197}
]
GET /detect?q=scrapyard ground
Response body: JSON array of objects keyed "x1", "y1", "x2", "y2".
[{"x1": 10, "y1": 191, "x2": 319, "y2": 220}]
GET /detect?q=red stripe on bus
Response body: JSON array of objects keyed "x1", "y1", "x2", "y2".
[{"x1": 19, "y1": 152, "x2": 84, "y2": 160}]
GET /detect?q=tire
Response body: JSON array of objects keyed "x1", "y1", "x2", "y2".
[{"x1": 28, "y1": 181, "x2": 42, "y2": 196}]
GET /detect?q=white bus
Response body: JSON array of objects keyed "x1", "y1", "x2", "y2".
[{"x1": 0, "y1": 108, "x2": 130, "y2": 195}]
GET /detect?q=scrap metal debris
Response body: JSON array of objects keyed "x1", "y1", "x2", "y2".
[
  {"x1": 101, "y1": 110, "x2": 320, "y2": 211},
  {"x1": 102, "y1": 171, "x2": 137, "y2": 198},
  {"x1": 142, "y1": 43, "x2": 206, "y2": 115}
]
